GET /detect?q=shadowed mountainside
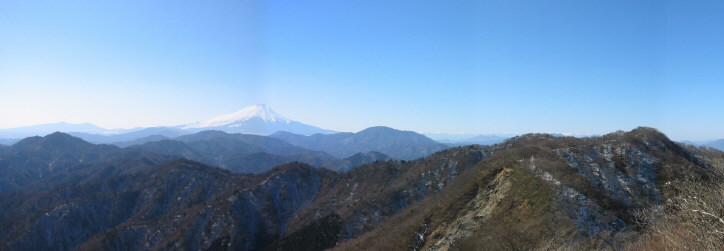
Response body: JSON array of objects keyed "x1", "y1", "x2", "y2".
[
  {"x1": 131, "y1": 130, "x2": 392, "y2": 173},
  {"x1": 0, "y1": 132, "x2": 173, "y2": 194},
  {"x1": 1, "y1": 127, "x2": 722, "y2": 250}
]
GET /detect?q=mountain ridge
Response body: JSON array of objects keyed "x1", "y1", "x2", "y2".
[
  {"x1": 270, "y1": 126, "x2": 449, "y2": 160},
  {"x1": 0, "y1": 105, "x2": 335, "y2": 142},
  {"x1": 0, "y1": 127, "x2": 723, "y2": 250}
]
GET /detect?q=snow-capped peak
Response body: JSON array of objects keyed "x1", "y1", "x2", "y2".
[{"x1": 184, "y1": 104, "x2": 291, "y2": 129}]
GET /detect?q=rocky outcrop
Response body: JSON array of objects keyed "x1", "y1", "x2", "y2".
[{"x1": 333, "y1": 127, "x2": 724, "y2": 250}]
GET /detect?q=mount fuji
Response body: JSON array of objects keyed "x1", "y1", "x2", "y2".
[{"x1": 181, "y1": 104, "x2": 335, "y2": 136}]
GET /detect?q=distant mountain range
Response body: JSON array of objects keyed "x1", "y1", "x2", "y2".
[
  {"x1": 425, "y1": 133, "x2": 513, "y2": 146},
  {"x1": 0, "y1": 107, "x2": 450, "y2": 173},
  {"x1": 0, "y1": 122, "x2": 109, "y2": 140},
  {"x1": 679, "y1": 139, "x2": 724, "y2": 152},
  {"x1": 707, "y1": 139, "x2": 724, "y2": 151},
  {"x1": 131, "y1": 130, "x2": 392, "y2": 173},
  {"x1": 0, "y1": 125, "x2": 447, "y2": 195},
  {"x1": 3, "y1": 105, "x2": 720, "y2": 153},
  {"x1": 0, "y1": 105, "x2": 335, "y2": 144},
  {"x1": 68, "y1": 127, "x2": 187, "y2": 145},
  {"x1": 271, "y1": 126, "x2": 450, "y2": 160},
  {"x1": 0, "y1": 130, "x2": 396, "y2": 185}
]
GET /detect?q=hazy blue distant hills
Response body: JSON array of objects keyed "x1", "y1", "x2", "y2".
[
  {"x1": 175, "y1": 130, "x2": 326, "y2": 156},
  {"x1": 678, "y1": 139, "x2": 724, "y2": 151},
  {"x1": 0, "y1": 125, "x2": 186, "y2": 145},
  {"x1": 428, "y1": 134, "x2": 512, "y2": 146},
  {"x1": 131, "y1": 130, "x2": 391, "y2": 173},
  {"x1": 707, "y1": 139, "x2": 724, "y2": 151},
  {"x1": 0, "y1": 139, "x2": 19, "y2": 145},
  {"x1": 68, "y1": 127, "x2": 187, "y2": 144},
  {"x1": 0, "y1": 105, "x2": 334, "y2": 145},
  {"x1": 271, "y1": 126, "x2": 449, "y2": 160},
  {"x1": 426, "y1": 132, "x2": 599, "y2": 147},
  {"x1": 112, "y1": 134, "x2": 170, "y2": 147},
  {"x1": 0, "y1": 131, "x2": 393, "y2": 195},
  {"x1": 0, "y1": 122, "x2": 107, "y2": 139}
]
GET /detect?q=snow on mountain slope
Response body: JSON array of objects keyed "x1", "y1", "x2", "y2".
[
  {"x1": 184, "y1": 104, "x2": 291, "y2": 128},
  {"x1": 181, "y1": 104, "x2": 335, "y2": 136}
]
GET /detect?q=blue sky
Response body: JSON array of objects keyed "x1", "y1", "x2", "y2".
[{"x1": 1, "y1": 1, "x2": 722, "y2": 140}]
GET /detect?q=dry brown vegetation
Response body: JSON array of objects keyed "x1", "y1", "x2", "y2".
[
  {"x1": 331, "y1": 146, "x2": 563, "y2": 250},
  {"x1": 331, "y1": 128, "x2": 724, "y2": 251}
]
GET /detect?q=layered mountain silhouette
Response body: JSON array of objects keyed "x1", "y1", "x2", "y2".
[
  {"x1": 0, "y1": 132, "x2": 173, "y2": 193},
  {"x1": 0, "y1": 122, "x2": 108, "y2": 139},
  {"x1": 0, "y1": 131, "x2": 394, "y2": 191},
  {"x1": 1, "y1": 127, "x2": 723, "y2": 250},
  {"x1": 425, "y1": 133, "x2": 512, "y2": 146},
  {"x1": 271, "y1": 126, "x2": 449, "y2": 160},
  {"x1": 69, "y1": 127, "x2": 186, "y2": 144},
  {"x1": 131, "y1": 130, "x2": 392, "y2": 173},
  {"x1": 0, "y1": 105, "x2": 334, "y2": 144}
]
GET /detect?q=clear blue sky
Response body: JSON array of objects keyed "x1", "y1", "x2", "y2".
[{"x1": 1, "y1": 1, "x2": 722, "y2": 141}]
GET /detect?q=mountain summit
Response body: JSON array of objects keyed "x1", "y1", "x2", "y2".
[
  {"x1": 186, "y1": 104, "x2": 290, "y2": 127},
  {"x1": 181, "y1": 104, "x2": 334, "y2": 136}
]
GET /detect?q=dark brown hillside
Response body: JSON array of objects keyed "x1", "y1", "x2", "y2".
[
  {"x1": 333, "y1": 127, "x2": 724, "y2": 250},
  {"x1": 282, "y1": 145, "x2": 489, "y2": 239}
]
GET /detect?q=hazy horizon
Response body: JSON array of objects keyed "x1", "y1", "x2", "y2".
[{"x1": 2, "y1": 1, "x2": 723, "y2": 141}]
